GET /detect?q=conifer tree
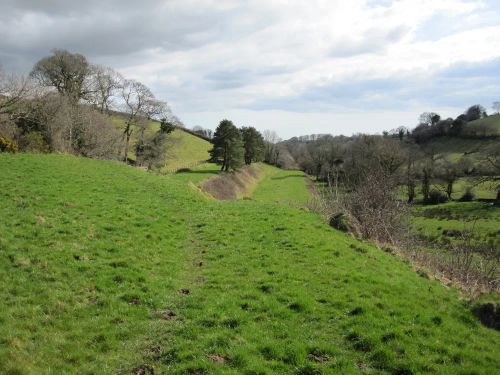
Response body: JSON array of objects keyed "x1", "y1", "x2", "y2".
[{"x1": 210, "y1": 119, "x2": 244, "y2": 171}]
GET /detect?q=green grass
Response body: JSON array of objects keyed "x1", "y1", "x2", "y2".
[
  {"x1": 467, "y1": 114, "x2": 500, "y2": 136},
  {"x1": 252, "y1": 164, "x2": 311, "y2": 205},
  {"x1": 411, "y1": 201, "x2": 500, "y2": 248},
  {"x1": 421, "y1": 137, "x2": 499, "y2": 164},
  {"x1": 162, "y1": 130, "x2": 212, "y2": 173},
  {"x1": 1, "y1": 154, "x2": 499, "y2": 374},
  {"x1": 111, "y1": 115, "x2": 211, "y2": 171},
  {"x1": 398, "y1": 177, "x2": 497, "y2": 201}
]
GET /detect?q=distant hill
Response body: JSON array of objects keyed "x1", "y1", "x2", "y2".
[
  {"x1": 110, "y1": 113, "x2": 212, "y2": 172},
  {"x1": 420, "y1": 137, "x2": 498, "y2": 163},
  {"x1": 466, "y1": 113, "x2": 500, "y2": 136}
]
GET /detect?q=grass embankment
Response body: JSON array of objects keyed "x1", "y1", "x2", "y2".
[
  {"x1": 0, "y1": 154, "x2": 499, "y2": 374},
  {"x1": 199, "y1": 164, "x2": 265, "y2": 200}
]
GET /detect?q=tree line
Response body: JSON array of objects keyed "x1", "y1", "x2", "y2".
[
  {"x1": 281, "y1": 105, "x2": 499, "y2": 207},
  {"x1": 386, "y1": 104, "x2": 499, "y2": 143},
  {"x1": 0, "y1": 49, "x2": 180, "y2": 168}
]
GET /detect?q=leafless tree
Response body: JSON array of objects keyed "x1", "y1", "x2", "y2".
[
  {"x1": 87, "y1": 65, "x2": 123, "y2": 113},
  {"x1": 436, "y1": 160, "x2": 460, "y2": 200},
  {"x1": 121, "y1": 79, "x2": 168, "y2": 162},
  {"x1": 480, "y1": 143, "x2": 500, "y2": 205},
  {"x1": 492, "y1": 101, "x2": 500, "y2": 114},
  {"x1": 0, "y1": 67, "x2": 33, "y2": 114},
  {"x1": 419, "y1": 112, "x2": 441, "y2": 127},
  {"x1": 263, "y1": 129, "x2": 281, "y2": 164}
]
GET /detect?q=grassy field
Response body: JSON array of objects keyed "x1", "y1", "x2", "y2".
[
  {"x1": 411, "y1": 201, "x2": 500, "y2": 248},
  {"x1": 1, "y1": 154, "x2": 499, "y2": 374},
  {"x1": 111, "y1": 115, "x2": 211, "y2": 172},
  {"x1": 398, "y1": 177, "x2": 497, "y2": 201}
]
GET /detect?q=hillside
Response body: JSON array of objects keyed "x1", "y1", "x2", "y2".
[
  {"x1": 420, "y1": 137, "x2": 498, "y2": 164},
  {"x1": 466, "y1": 113, "x2": 500, "y2": 136},
  {"x1": 111, "y1": 115, "x2": 212, "y2": 172},
  {"x1": 1, "y1": 154, "x2": 499, "y2": 374}
]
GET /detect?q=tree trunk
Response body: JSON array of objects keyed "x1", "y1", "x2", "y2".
[
  {"x1": 446, "y1": 181, "x2": 453, "y2": 200},
  {"x1": 422, "y1": 172, "x2": 430, "y2": 202},
  {"x1": 495, "y1": 189, "x2": 500, "y2": 207},
  {"x1": 407, "y1": 181, "x2": 415, "y2": 203},
  {"x1": 124, "y1": 125, "x2": 132, "y2": 163}
]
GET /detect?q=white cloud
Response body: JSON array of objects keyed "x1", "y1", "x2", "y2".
[{"x1": 1, "y1": 0, "x2": 499, "y2": 137}]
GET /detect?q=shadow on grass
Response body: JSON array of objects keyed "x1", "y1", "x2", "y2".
[
  {"x1": 176, "y1": 169, "x2": 221, "y2": 175},
  {"x1": 271, "y1": 174, "x2": 304, "y2": 180}
]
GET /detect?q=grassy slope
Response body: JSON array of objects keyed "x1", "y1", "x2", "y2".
[
  {"x1": 411, "y1": 202, "x2": 500, "y2": 247},
  {"x1": 111, "y1": 116, "x2": 211, "y2": 171},
  {"x1": 0, "y1": 154, "x2": 499, "y2": 374},
  {"x1": 162, "y1": 129, "x2": 212, "y2": 173},
  {"x1": 421, "y1": 137, "x2": 498, "y2": 164},
  {"x1": 421, "y1": 114, "x2": 500, "y2": 164},
  {"x1": 467, "y1": 113, "x2": 500, "y2": 135}
]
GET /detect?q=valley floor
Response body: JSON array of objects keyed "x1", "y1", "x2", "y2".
[{"x1": 0, "y1": 154, "x2": 499, "y2": 374}]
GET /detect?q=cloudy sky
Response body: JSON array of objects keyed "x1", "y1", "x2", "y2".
[{"x1": 1, "y1": 0, "x2": 500, "y2": 138}]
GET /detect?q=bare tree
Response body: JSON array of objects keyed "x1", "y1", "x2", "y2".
[
  {"x1": 263, "y1": 129, "x2": 281, "y2": 164},
  {"x1": 492, "y1": 101, "x2": 500, "y2": 115},
  {"x1": 405, "y1": 142, "x2": 420, "y2": 203},
  {"x1": 87, "y1": 65, "x2": 123, "y2": 113},
  {"x1": 0, "y1": 67, "x2": 32, "y2": 114},
  {"x1": 120, "y1": 79, "x2": 168, "y2": 162},
  {"x1": 481, "y1": 143, "x2": 500, "y2": 205},
  {"x1": 419, "y1": 112, "x2": 441, "y2": 127},
  {"x1": 437, "y1": 160, "x2": 459, "y2": 200}
]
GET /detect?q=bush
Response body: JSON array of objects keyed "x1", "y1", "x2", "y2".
[
  {"x1": 18, "y1": 132, "x2": 50, "y2": 153},
  {"x1": 329, "y1": 213, "x2": 350, "y2": 232},
  {"x1": 427, "y1": 190, "x2": 448, "y2": 205},
  {"x1": 459, "y1": 188, "x2": 475, "y2": 202},
  {"x1": 135, "y1": 131, "x2": 167, "y2": 170},
  {"x1": 471, "y1": 302, "x2": 500, "y2": 330},
  {"x1": 0, "y1": 135, "x2": 18, "y2": 152}
]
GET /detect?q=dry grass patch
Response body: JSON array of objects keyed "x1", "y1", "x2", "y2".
[{"x1": 200, "y1": 164, "x2": 264, "y2": 200}]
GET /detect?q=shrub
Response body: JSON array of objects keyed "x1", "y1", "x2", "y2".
[
  {"x1": 427, "y1": 190, "x2": 448, "y2": 205},
  {"x1": 329, "y1": 213, "x2": 350, "y2": 232},
  {"x1": 18, "y1": 132, "x2": 50, "y2": 153},
  {"x1": 459, "y1": 188, "x2": 475, "y2": 202},
  {"x1": 0, "y1": 135, "x2": 18, "y2": 152},
  {"x1": 471, "y1": 302, "x2": 500, "y2": 330}
]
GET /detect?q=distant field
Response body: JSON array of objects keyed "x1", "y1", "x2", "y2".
[
  {"x1": 398, "y1": 177, "x2": 497, "y2": 201},
  {"x1": 412, "y1": 201, "x2": 500, "y2": 248},
  {"x1": 1, "y1": 153, "x2": 499, "y2": 374}
]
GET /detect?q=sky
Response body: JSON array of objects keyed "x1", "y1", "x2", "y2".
[{"x1": 1, "y1": 0, "x2": 500, "y2": 139}]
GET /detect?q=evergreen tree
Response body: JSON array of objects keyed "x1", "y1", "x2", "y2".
[
  {"x1": 241, "y1": 126, "x2": 265, "y2": 165},
  {"x1": 210, "y1": 119, "x2": 244, "y2": 171}
]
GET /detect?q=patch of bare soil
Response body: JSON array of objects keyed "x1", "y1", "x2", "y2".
[
  {"x1": 207, "y1": 354, "x2": 227, "y2": 364},
  {"x1": 159, "y1": 309, "x2": 177, "y2": 320},
  {"x1": 131, "y1": 364, "x2": 154, "y2": 375}
]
